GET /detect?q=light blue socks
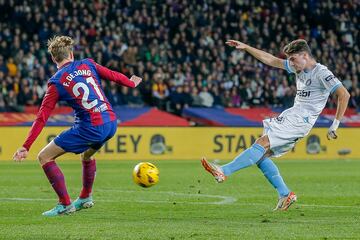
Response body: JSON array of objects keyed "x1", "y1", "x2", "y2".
[
  {"x1": 221, "y1": 143, "x2": 266, "y2": 176},
  {"x1": 257, "y1": 158, "x2": 290, "y2": 197},
  {"x1": 220, "y1": 143, "x2": 290, "y2": 197}
]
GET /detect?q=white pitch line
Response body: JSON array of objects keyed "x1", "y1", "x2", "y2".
[
  {"x1": 0, "y1": 198, "x2": 53, "y2": 202},
  {"x1": 1, "y1": 190, "x2": 359, "y2": 209},
  {"x1": 94, "y1": 189, "x2": 237, "y2": 205},
  {"x1": 298, "y1": 203, "x2": 360, "y2": 209},
  {"x1": 0, "y1": 190, "x2": 237, "y2": 205},
  {"x1": 0, "y1": 197, "x2": 235, "y2": 205}
]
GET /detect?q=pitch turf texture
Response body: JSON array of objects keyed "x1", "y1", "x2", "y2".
[{"x1": 0, "y1": 160, "x2": 359, "y2": 240}]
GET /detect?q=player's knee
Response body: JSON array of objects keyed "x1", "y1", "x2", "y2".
[
  {"x1": 255, "y1": 135, "x2": 270, "y2": 149},
  {"x1": 80, "y1": 152, "x2": 93, "y2": 161},
  {"x1": 80, "y1": 152, "x2": 89, "y2": 161},
  {"x1": 37, "y1": 151, "x2": 50, "y2": 165}
]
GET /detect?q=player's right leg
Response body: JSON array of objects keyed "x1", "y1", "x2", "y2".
[
  {"x1": 73, "y1": 147, "x2": 97, "y2": 211},
  {"x1": 38, "y1": 140, "x2": 76, "y2": 216},
  {"x1": 201, "y1": 157, "x2": 227, "y2": 183},
  {"x1": 201, "y1": 135, "x2": 270, "y2": 182}
]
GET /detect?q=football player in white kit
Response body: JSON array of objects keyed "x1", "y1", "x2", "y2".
[{"x1": 201, "y1": 39, "x2": 350, "y2": 210}]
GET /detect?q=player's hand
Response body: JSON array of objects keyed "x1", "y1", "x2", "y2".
[
  {"x1": 225, "y1": 40, "x2": 248, "y2": 50},
  {"x1": 130, "y1": 75, "x2": 142, "y2": 87},
  {"x1": 327, "y1": 119, "x2": 340, "y2": 140},
  {"x1": 13, "y1": 147, "x2": 28, "y2": 162}
]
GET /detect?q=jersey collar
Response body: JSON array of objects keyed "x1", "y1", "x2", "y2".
[
  {"x1": 303, "y1": 62, "x2": 318, "y2": 73},
  {"x1": 57, "y1": 61, "x2": 73, "y2": 70}
]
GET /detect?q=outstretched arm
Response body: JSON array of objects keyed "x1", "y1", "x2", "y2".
[
  {"x1": 13, "y1": 84, "x2": 59, "y2": 162},
  {"x1": 89, "y1": 59, "x2": 142, "y2": 88},
  {"x1": 226, "y1": 40, "x2": 286, "y2": 70},
  {"x1": 327, "y1": 86, "x2": 350, "y2": 140}
]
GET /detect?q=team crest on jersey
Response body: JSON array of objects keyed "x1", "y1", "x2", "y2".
[
  {"x1": 305, "y1": 79, "x2": 312, "y2": 86},
  {"x1": 274, "y1": 116, "x2": 285, "y2": 124}
]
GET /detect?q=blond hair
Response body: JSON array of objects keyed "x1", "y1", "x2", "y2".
[
  {"x1": 283, "y1": 39, "x2": 312, "y2": 57},
  {"x1": 47, "y1": 36, "x2": 74, "y2": 62}
]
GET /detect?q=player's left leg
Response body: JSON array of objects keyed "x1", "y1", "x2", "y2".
[
  {"x1": 38, "y1": 140, "x2": 76, "y2": 216},
  {"x1": 73, "y1": 120, "x2": 118, "y2": 211},
  {"x1": 73, "y1": 147, "x2": 97, "y2": 211},
  {"x1": 257, "y1": 157, "x2": 297, "y2": 210},
  {"x1": 257, "y1": 157, "x2": 290, "y2": 197}
]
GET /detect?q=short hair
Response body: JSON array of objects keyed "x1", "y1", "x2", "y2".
[
  {"x1": 283, "y1": 39, "x2": 312, "y2": 57},
  {"x1": 47, "y1": 36, "x2": 74, "y2": 62}
]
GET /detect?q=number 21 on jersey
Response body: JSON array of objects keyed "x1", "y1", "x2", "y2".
[{"x1": 72, "y1": 77, "x2": 105, "y2": 109}]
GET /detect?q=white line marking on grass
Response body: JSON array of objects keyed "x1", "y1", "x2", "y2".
[
  {"x1": 0, "y1": 198, "x2": 53, "y2": 202},
  {"x1": 0, "y1": 198, "x2": 359, "y2": 209},
  {"x1": 95, "y1": 189, "x2": 237, "y2": 205},
  {"x1": 0, "y1": 190, "x2": 237, "y2": 205},
  {"x1": 1, "y1": 193, "x2": 358, "y2": 209},
  {"x1": 297, "y1": 203, "x2": 360, "y2": 209},
  {"x1": 0, "y1": 197, "x2": 236, "y2": 205}
]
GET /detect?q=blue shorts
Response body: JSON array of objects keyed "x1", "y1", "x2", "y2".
[{"x1": 54, "y1": 121, "x2": 117, "y2": 154}]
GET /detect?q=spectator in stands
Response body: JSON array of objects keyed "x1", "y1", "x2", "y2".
[
  {"x1": 17, "y1": 85, "x2": 35, "y2": 106},
  {"x1": 199, "y1": 86, "x2": 214, "y2": 107},
  {"x1": 5, "y1": 90, "x2": 22, "y2": 112},
  {"x1": 6, "y1": 58, "x2": 17, "y2": 77},
  {"x1": 169, "y1": 85, "x2": 184, "y2": 115},
  {"x1": 181, "y1": 85, "x2": 193, "y2": 109},
  {"x1": 211, "y1": 85, "x2": 223, "y2": 108},
  {"x1": 119, "y1": 86, "x2": 130, "y2": 106},
  {"x1": 276, "y1": 78, "x2": 290, "y2": 104},
  {"x1": 221, "y1": 90, "x2": 232, "y2": 108},
  {"x1": 0, "y1": 1, "x2": 358, "y2": 113},
  {"x1": 152, "y1": 74, "x2": 169, "y2": 110},
  {"x1": 128, "y1": 89, "x2": 144, "y2": 108},
  {"x1": 190, "y1": 88, "x2": 202, "y2": 107},
  {"x1": 0, "y1": 93, "x2": 5, "y2": 112},
  {"x1": 230, "y1": 87, "x2": 241, "y2": 107},
  {"x1": 0, "y1": 56, "x2": 7, "y2": 74},
  {"x1": 350, "y1": 88, "x2": 360, "y2": 112},
  {"x1": 107, "y1": 87, "x2": 121, "y2": 106}
]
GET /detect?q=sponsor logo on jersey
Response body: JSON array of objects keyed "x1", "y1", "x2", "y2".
[
  {"x1": 325, "y1": 75, "x2": 335, "y2": 82},
  {"x1": 296, "y1": 90, "x2": 311, "y2": 97}
]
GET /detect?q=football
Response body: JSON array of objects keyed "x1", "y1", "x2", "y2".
[{"x1": 132, "y1": 162, "x2": 159, "y2": 188}]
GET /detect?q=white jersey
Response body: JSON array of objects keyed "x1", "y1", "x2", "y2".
[
  {"x1": 284, "y1": 60, "x2": 342, "y2": 126},
  {"x1": 262, "y1": 61, "x2": 342, "y2": 157}
]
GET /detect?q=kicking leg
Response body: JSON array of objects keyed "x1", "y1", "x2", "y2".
[
  {"x1": 73, "y1": 148, "x2": 97, "y2": 211},
  {"x1": 38, "y1": 140, "x2": 75, "y2": 216},
  {"x1": 201, "y1": 135, "x2": 270, "y2": 182}
]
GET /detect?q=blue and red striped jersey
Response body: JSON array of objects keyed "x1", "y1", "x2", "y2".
[
  {"x1": 50, "y1": 58, "x2": 116, "y2": 126},
  {"x1": 23, "y1": 58, "x2": 137, "y2": 150}
]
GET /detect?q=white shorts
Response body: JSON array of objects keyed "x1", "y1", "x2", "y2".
[{"x1": 262, "y1": 108, "x2": 315, "y2": 157}]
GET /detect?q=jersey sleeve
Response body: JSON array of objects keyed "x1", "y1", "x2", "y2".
[
  {"x1": 88, "y1": 59, "x2": 135, "y2": 88},
  {"x1": 283, "y1": 59, "x2": 296, "y2": 74},
  {"x1": 317, "y1": 68, "x2": 342, "y2": 94},
  {"x1": 22, "y1": 84, "x2": 59, "y2": 151}
]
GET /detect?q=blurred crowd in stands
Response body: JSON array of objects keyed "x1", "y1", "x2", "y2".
[{"x1": 0, "y1": 0, "x2": 359, "y2": 115}]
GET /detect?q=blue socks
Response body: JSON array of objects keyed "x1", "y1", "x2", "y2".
[
  {"x1": 220, "y1": 143, "x2": 290, "y2": 197},
  {"x1": 257, "y1": 158, "x2": 290, "y2": 197},
  {"x1": 221, "y1": 143, "x2": 266, "y2": 176}
]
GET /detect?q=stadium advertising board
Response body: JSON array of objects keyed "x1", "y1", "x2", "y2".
[{"x1": 0, "y1": 127, "x2": 358, "y2": 160}]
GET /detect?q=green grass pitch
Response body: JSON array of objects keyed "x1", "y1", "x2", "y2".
[{"x1": 0, "y1": 159, "x2": 359, "y2": 239}]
